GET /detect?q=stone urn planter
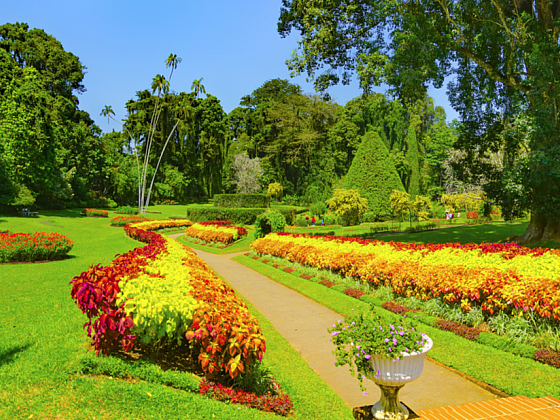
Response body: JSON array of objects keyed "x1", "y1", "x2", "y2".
[{"x1": 365, "y1": 336, "x2": 433, "y2": 420}]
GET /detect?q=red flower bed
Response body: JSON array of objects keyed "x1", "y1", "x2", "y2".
[
  {"x1": 283, "y1": 268, "x2": 295, "y2": 273},
  {"x1": 433, "y1": 320, "x2": 483, "y2": 341},
  {"x1": 381, "y1": 301, "x2": 419, "y2": 316},
  {"x1": 467, "y1": 211, "x2": 479, "y2": 220},
  {"x1": 534, "y1": 349, "x2": 560, "y2": 369},
  {"x1": 344, "y1": 288, "x2": 367, "y2": 299},
  {"x1": 274, "y1": 232, "x2": 559, "y2": 259},
  {"x1": 199, "y1": 220, "x2": 248, "y2": 238},
  {"x1": 70, "y1": 220, "x2": 266, "y2": 381},
  {"x1": 200, "y1": 380, "x2": 293, "y2": 416},
  {"x1": 319, "y1": 279, "x2": 336, "y2": 288},
  {"x1": 81, "y1": 208, "x2": 108, "y2": 218},
  {"x1": 0, "y1": 232, "x2": 74, "y2": 263},
  {"x1": 300, "y1": 274, "x2": 313, "y2": 280}
]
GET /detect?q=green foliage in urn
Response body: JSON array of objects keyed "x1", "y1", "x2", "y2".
[
  {"x1": 342, "y1": 131, "x2": 405, "y2": 221},
  {"x1": 328, "y1": 306, "x2": 428, "y2": 392}
]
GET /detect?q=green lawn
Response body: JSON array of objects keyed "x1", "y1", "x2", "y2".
[{"x1": 0, "y1": 209, "x2": 351, "y2": 419}]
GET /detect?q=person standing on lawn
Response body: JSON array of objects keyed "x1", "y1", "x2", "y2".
[{"x1": 312, "y1": 216, "x2": 316, "y2": 226}]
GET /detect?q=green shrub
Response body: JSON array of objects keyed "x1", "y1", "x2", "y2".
[
  {"x1": 295, "y1": 214, "x2": 308, "y2": 227},
  {"x1": 115, "y1": 206, "x2": 138, "y2": 214},
  {"x1": 359, "y1": 295, "x2": 383, "y2": 306},
  {"x1": 186, "y1": 207, "x2": 294, "y2": 225},
  {"x1": 254, "y1": 211, "x2": 286, "y2": 239},
  {"x1": 310, "y1": 201, "x2": 328, "y2": 218},
  {"x1": 323, "y1": 212, "x2": 340, "y2": 225},
  {"x1": 477, "y1": 332, "x2": 537, "y2": 358},
  {"x1": 360, "y1": 211, "x2": 377, "y2": 223},
  {"x1": 326, "y1": 189, "x2": 368, "y2": 226},
  {"x1": 213, "y1": 194, "x2": 270, "y2": 208},
  {"x1": 343, "y1": 131, "x2": 405, "y2": 220}
]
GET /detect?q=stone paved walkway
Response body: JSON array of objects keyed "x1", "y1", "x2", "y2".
[{"x1": 170, "y1": 233, "x2": 500, "y2": 412}]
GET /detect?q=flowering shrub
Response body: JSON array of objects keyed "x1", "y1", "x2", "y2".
[
  {"x1": 466, "y1": 211, "x2": 479, "y2": 220},
  {"x1": 329, "y1": 306, "x2": 428, "y2": 392},
  {"x1": 110, "y1": 215, "x2": 148, "y2": 227},
  {"x1": 381, "y1": 302, "x2": 418, "y2": 316},
  {"x1": 70, "y1": 219, "x2": 265, "y2": 381},
  {"x1": 81, "y1": 208, "x2": 108, "y2": 218},
  {"x1": 319, "y1": 279, "x2": 336, "y2": 288},
  {"x1": 185, "y1": 221, "x2": 248, "y2": 245},
  {"x1": 200, "y1": 380, "x2": 293, "y2": 416},
  {"x1": 0, "y1": 232, "x2": 74, "y2": 263},
  {"x1": 344, "y1": 288, "x2": 367, "y2": 299},
  {"x1": 534, "y1": 349, "x2": 560, "y2": 369},
  {"x1": 433, "y1": 320, "x2": 483, "y2": 341},
  {"x1": 252, "y1": 233, "x2": 560, "y2": 321}
]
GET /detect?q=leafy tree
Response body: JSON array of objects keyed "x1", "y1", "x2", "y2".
[
  {"x1": 406, "y1": 124, "x2": 420, "y2": 198},
  {"x1": 165, "y1": 53, "x2": 182, "y2": 80},
  {"x1": 326, "y1": 189, "x2": 368, "y2": 226},
  {"x1": 390, "y1": 190, "x2": 412, "y2": 227},
  {"x1": 230, "y1": 153, "x2": 263, "y2": 194},
  {"x1": 413, "y1": 195, "x2": 432, "y2": 222},
  {"x1": 267, "y1": 182, "x2": 283, "y2": 201},
  {"x1": 343, "y1": 131, "x2": 405, "y2": 220},
  {"x1": 277, "y1": 0, "x2": 560, "y2": 243}
]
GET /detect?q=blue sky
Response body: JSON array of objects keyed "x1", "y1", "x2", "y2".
[{"x1": 4, "y1": 0, "x2": 458, "y2": 133}]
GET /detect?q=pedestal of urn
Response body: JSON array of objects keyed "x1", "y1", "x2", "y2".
[{"x1": 365, "y1": 336, "x2": 433, "y2": 420}]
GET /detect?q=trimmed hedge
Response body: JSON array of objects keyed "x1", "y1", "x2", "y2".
[
  {"x1": 186, "y1": 206, "x2": 296, "y2": 225},
  {"x1": 213, "y1": 194, "x2": 271, "y2": 209}
]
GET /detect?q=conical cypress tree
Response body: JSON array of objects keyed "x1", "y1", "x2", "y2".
[
  {"x1": 406, "y1": 124, "x2": 421, "y2": 198},
  {"x1": 343, "y1": 131, "x2": 405, "y2": 220}
]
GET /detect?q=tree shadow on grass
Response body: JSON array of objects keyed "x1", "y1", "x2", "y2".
[{"x1": 0, "y1": 343, "x2": 33, "y2": 367}]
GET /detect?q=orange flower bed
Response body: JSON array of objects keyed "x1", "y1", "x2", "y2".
[{"x1": 252, "y1": 233, "x2": 560, "y2": 321}]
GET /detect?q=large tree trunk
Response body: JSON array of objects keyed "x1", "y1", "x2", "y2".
[{"x1": 516, "y1": 212, "x2": 560, "y2": 244}]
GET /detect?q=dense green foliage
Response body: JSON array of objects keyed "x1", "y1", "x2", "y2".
[
  {"x1": 214, "y1": 194, "x2": 271, "y2": 208},
  {"x1": 343, "y1": 131, "x2": 405, "y2": 220},
  {"x1": 406, "y1": 125, "x2": 420, "y2": 198},
  {"x1": 277, "y1": 0, "x2": 560, "y2": 242},
  {"x1": 254, "y1": 211, "x2": 287, "y2": 239},
  {"x1": 186, "y1": 206, "x2": 296, "y2": 226},
  {"x1": 325, "y1": 189, "x2": 368, "y2": 226}
]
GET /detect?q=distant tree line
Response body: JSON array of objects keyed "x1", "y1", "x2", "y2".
[{"x1": 0, "y1": 22, "x2": 456, "y2": 213}]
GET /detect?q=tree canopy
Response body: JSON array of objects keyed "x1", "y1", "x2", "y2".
[{"x1": 278, "y1": 0, "x2": 560, "y2": 242}]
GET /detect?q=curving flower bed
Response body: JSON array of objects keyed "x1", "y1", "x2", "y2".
[
  {"x1": 70, "y1": 219, "x2": 265, "y2": 381},
  {"x1": 0, "y1": 232, "x2": 74, "y2": 263},
  {"x1": 185, "y1": 221, "x2": 248, "y2": 245},
  {"x1": 251, "y1": 233, "x2": 560, "y2": 321}
]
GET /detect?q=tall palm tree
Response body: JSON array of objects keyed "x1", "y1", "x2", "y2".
[
  {"x1": 100, "y1": 105, "x2": 115, "y2": 124},
  {"x1": 165, "y1": 53, "x2": 182, "y2": 81},
  {"x1": 151, "y1": 74, "x2": 170, "y2": 96},
  {"x1": 191, "y1": 78, "x2": 206, "y2": 98}
]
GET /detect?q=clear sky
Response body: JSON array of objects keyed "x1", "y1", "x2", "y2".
[{"x1": 4, "y1": 0, "x2": 458, "y2": 133}]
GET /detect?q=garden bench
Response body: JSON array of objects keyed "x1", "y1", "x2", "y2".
[{"x1": 20, "y1": 210, "x2": 39, "y2": 217}]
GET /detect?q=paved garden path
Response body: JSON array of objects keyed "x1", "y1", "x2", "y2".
[{"x1": 169, "y1": 233, "x2": 500, "y2": 411}]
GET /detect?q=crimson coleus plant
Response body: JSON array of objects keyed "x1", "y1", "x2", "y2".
[{"x1": 70, "y1": 224, "x2": 166, "y2": 355}]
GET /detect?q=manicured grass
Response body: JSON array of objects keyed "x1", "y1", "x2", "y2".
[
  {"x1": 0, "y1": 209, "x2": 351, "y2": 419},
  {"x1": 177, "y1": 230, "x2": 256, "y2": 255},
  {"x1": 234, "y1": 254, "x2": 560, "y2": 399},
  {"x1": 380, "y1": 220, "x2": 529, "y2": 244}
]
